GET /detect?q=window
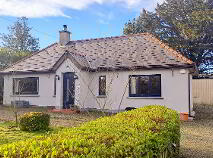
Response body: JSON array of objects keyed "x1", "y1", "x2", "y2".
[
  {"x1": 99, "y1": 76, "x2": 106, "y2": 96},
  {"x1": 13, "y1": 77, "x2": 39, "y2": 95},
  {"x1": 54, "y1": 76, "x2": 57, "y2": 96},
  {"x1": 129, "y1": 74, "x2": 161, "y2": 97}
]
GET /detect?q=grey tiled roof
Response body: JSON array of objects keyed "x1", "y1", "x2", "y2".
[
  {"x1": 1, "y1": 43, "x2": 65, "y2": 73},
  {"x1": 1, "y1": 33, "x2": 194, "y2": 73}
]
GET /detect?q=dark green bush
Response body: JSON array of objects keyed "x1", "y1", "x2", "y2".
[
  {"x1": 0, "y1": 105, "x2": 180, "y2": 158},
  {"x1": 19, "y1": 112, "x2": 50, "y2": 131}
]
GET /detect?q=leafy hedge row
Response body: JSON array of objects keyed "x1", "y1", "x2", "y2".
[
  {"x1": 0, "y1": 105, "x2": 180, "y2": 158},
  {"x1": 19, "y1": 112, "x2": 50, "y2": 131}
]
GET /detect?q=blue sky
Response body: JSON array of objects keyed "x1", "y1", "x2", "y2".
[{"x1": 0, "y1": 0, "x2": 163, "y2": 49}]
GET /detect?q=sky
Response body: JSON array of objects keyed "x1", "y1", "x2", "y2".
[{"x1": 0, "y1": 0, "x2": 164, "y2": 49}]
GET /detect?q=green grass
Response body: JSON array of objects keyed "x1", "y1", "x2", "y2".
[{"x1": 0, "y1": 121, "x2": 64, "y2": 145}]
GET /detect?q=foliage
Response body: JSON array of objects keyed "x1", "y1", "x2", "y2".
[
  {"x1": 0, "y1": 17, "x2": 37, "y2": 104},
  {"x1": 0, "y1": 48, "x2": 30, "y2": 106},
  {"x1": 0, "y1": 48, "x2": 29, "y2": 106},
  {"x1": 0, "y1": 105, "x2": 180, "y2": 158},
  {"x1": 0, "y1": 17, "x2": 37, "y2": 70},
  {"x1": 0, "y1": 17, "x2": 39, "y2": 52},
  {"x1": 19, "y1": 112, "x2": 50, "y2": 131},
  {"x1": 0, "y1": 48, "x2": 29, "y2": 70},
  {"x1": 124, "y1": 0, "x2": 213, "y2": 73}
]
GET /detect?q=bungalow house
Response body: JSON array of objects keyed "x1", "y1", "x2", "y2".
[{"x1": 0, "y1": 25, "x2": 195, "y2": 115}]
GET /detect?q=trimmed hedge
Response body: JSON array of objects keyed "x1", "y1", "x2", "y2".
[
  {"x1": 19, "y1": 112, "x2": 50, "y2": 131},
  {"x1": 0, "y1": 105, "x2": 180, "y2": 158}
]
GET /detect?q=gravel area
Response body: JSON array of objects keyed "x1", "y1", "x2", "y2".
[
  {"x1": 180, "y1": 104, "x2": 213, "y2": 158},
  {"x1": 180, "y1": 119, "x2": 213, "y2": 158},
  {"x1": 194, "y1": 104, "x2": 213, "y2": 120}
]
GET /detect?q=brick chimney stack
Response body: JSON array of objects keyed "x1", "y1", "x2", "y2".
[{"x1": 59, "y1": 25, "x2": 71, "y2": 45}]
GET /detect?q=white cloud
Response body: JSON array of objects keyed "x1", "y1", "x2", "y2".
[
  {"x1": 0, "y1": 0, "x2": 164, "y2": 18},
  {"x1": 96, "y1": 11, "x2": 114, "y2": 20},
  {"x1": 98, "y1": 19, "x2": 110, "y2": 25},
  {"x1": 95, "y1": 11, "x2": 114, "y2": 24}
]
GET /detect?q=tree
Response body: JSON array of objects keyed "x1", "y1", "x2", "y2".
[
  {"x1": 0, "y1": 17, "x2": 38, "y2": 101},
  {"x1": 0, "y1": 48, "x2": 29, "y2": 105},
  {"x1": 124, "y1": 0, "x2": 213, "y2": 73},
  {"x1": 0, "y1": 48, "x2": 29, "y2": 70},
  {"x1": 1, "y1": 17, "x2": 39, "y2": 52}
]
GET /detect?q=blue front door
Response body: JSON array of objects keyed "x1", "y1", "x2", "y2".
[{"x1": 63, "y1": 72, "x2": 75, "y2": 109}]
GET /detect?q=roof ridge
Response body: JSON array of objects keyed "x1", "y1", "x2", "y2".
[
  {"x1": 0, "y1": 43, "x2": 58, "y2": 72},
  {"x1": 145, "y1": 33, "x2": 193, "y2": 64},
  {"x1": 67, "y1": 33, "x2": 148, "y2": 44}
]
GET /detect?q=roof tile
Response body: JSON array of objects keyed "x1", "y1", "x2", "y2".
[{"x1": 1, "y1": 33, "x2": 194, "y2": 73}]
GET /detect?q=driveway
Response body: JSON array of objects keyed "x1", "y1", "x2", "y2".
[{"x1": 180, "y1": 119, "x2": 213, "y2": 158}]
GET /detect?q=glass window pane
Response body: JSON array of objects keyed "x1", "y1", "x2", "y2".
[
  {"x1": 54, "y1": 77, "x2": 56, "y2": 96},
  {"x1": 13, "y1": 77, "x2": 39, "y2": 95},
  {"x1": 150, "y1": 75, "x2": 161, "y2": 96},
  {"x1": 14, "y1": 79, "x2": 19, "y2": 93},
  {"x1": 137, "y1": 76, "x2": 149, "y2": 96},
  {"x1": 130, "y1": 77, "x2": 137, "y2": 94},
  {"x1": 129, "y1": 75, "x2": 161, "y2": 97},
  {"x1": 99, "y1": 76, "x2": 106, "y2": 95}
]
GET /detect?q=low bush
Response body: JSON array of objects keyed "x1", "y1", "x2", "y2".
[
  {"x1": 19, "y1": 112, "x2": 50, "y2": 131},
  {"x1": 0, "y1": 105, "x2": 180, "y2": 158}
]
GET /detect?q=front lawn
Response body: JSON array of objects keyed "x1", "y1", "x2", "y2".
[
  {"x1": 0, "y1": 105, "x2": 103, "y2": 146},
  {"x1": 0, "y1": 121, "x2": 63, "y2": 145},
  {"x1": 0, "y1": 105, "x2": 103, "y2": 127}
]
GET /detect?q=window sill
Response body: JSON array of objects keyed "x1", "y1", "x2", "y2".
[
  {"x1": 127, "y1": 97, "x2": 164, "y2": 99},
  {"x1": 10, "y1": 95, "x2": 40, "y2": 97},
  {"x1": 97, "y1": 95, "x2": 107, "y2": 98}
]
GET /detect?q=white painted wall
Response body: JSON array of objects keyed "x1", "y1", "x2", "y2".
[
  {"x1": 55, "y1": 58, "x2": 82, "y2": 109},
  {"x1": 3, "y1": 73, "x2": 56, "y2": 106},
  {"x1": 78, "y1": 69, "x2": 192, "y2": 113},
  {"x1": 2, "y1": 58, "x2": 88, "y2": 109},
  {"x1": 3, "y1": 58, "x2": 192, "y2": 113}
]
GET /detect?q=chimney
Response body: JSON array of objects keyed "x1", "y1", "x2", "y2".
[{"x1": 59, "y1": 25, "x2": 71, "y2": 45}]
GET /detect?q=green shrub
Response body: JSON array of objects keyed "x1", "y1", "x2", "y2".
[
  {"x1": 19, "y1": 112, "x2": 50, "y2": 131},
  {"x1": 0, "y1": 105, "x2": 180, "y2": 158}
]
